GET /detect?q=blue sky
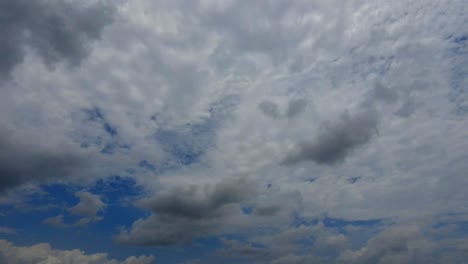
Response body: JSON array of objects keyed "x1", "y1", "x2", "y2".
[{"x1": 0, "y1": 0, "x2": 467, "y2": 263}]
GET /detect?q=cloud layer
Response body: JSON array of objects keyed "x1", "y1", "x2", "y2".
[{"x1": 0, "y1": 0, "x2": 467, "y2": 262}]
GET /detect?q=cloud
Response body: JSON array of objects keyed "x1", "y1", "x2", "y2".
[
  {"x1": 337, "y1": 225, "x2": 435, "y2": 264},
  {"x1": 0, "y1": 128, "x2": 93, "y2": 193},
  {"x1": 283, "y1": 110, "x2": 378, "y2": 165},
  {"x1": 258, "y1": 99, "x2": 307, "y2": 119},
  {"x1": 117, "y1": 178, "x2": 256, "y2": 246},
  {"x1": 0, "y1": 239, "x2": 154, "y2": 264},
  {"x1": 0, "y1": 226, "x2": 15, "y2": 235},
  {"x1": 43, "y1": 191, "x2": 106, "y2": 227},
  {"x1": 69, "y1": 191, "x2": 107, "y2": 225},
  {"x1": 0, "y1": 0, "x2": 467, "y2": 262},
  {"x1": 0, "y1": 0, "x2": 115, "y2": 78}
]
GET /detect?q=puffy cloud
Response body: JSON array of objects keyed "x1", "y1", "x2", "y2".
[
  {"x1": 283, "y1": 110, "x2": 378, "y2": 165},
  {"x1": 69, "y1": 191, "x2": 106, "y2": 225},
  {"x1": 117, "y1": 178, "x2": 257, "y2": 246},
  {"x1": 0, "y1": 240, "x2": 154, "y2": 264},
  {"x1": 0, "y1": 128, "x2": 93, "y2": 193},
  {"x1": 337, "y1": 223, "x2": 468, "y2": 264},
  {"x1": 44, "y1": 191, "x2": 106, "y2": 227}
]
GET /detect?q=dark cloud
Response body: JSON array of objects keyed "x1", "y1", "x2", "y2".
[
  {"x1": 283, "y1": 110, "x2": 378, "y2": 165},
  {"x1": 0, "y1": 129, "x2": 91, "y2": 193},
  {"x1": 118, "y1": 179, "x2": 256, "y2": 246},
  {"x1": 0, "y1": 0, "x2": 114, "y2": 78},
  {"x1": 258, "y1": 101, "x2": 281, "y2": 119},
  {"x1": 286, "y1": 99, "x2": 308, "y2": 119},
  {"x1": 146, "y1": 179, "x2": 254, "y2": 220}
]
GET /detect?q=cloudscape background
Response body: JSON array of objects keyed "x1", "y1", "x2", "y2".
[{"x1": 0, "y1": 0, "x2": 467, "y2": 263}]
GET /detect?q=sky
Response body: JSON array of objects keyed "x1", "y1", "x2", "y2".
[{"x1": 0, "y1": 0, "x2": 467, "y2": 263}]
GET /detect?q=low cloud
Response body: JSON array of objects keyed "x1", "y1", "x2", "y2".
[
  {"x1": 283, "y1": 110, "x2": 378, "y2": 165},
  {"x1": 44, "y1": 191, "x2": 106, "y2": 227},
  {"x1": 0, "y1": 128, "x2": 92, "y2": 193},
  {"x1": 0, "y1": 239, "x2": 154, "y2": 264},
  {"x1": 117, "y1": 178, "x2": 256, "y2": 246}
]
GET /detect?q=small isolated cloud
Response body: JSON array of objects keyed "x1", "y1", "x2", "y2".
[
  {"x1": 283, "y1": 110, "x2": 378, "y2": 165},
  {"x1": 0, "y1": 226, "x2": 15, "y2": 235},
  {"x1": 0, "y1": 0, "x2": 115, "y2": 78},
  {"x1": 0, "y1": 239, "x2": 154, "y2": 264},
  {"x1": 43, "y1": 191, "x2": 106, "y2": 227}
]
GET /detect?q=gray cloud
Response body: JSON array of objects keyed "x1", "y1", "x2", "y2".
[
  {"x1": 44, "y1": 191, "x2": 106, "y2": 227},
  {"x1": 0, "y1": 129, "x2": 92, "y2": 193},
  {"x1": 145, "y1": 179, "x2": 254, "y2": 220},
  {"x1": 283, "y1": 110, "x2": 378, "y2": 165},
  {"x1": 286, "y1": 99, "x2": 308, "y2": 119},
  {"x1": 118, "y1": 179, "x2": 256, "y2": 246},
  {"x1": 0, "y1": 0, "x2": 114, "y2": 78},
  {"x1": 258, "y1": 101, "x2": 281, "y2": 119}
]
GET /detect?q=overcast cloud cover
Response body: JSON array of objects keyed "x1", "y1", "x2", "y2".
[{"x1": 0, "y1": 0, "x2": 467, "y2": 263}]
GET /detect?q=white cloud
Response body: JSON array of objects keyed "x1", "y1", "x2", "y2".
[{"x1": 0, "y1": 240, "x2": 154, "y2": 264}]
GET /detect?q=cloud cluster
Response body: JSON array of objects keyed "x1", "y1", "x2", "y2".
[
  {"x1": 1, "y1": 0, "x2": 467, "y2": 262},
  {"x1": 0, "y1": 0, "x2": 114, "y2": 78},
  {"x1": 0, "y1": 240, "x2": 154, "y2": 264}
]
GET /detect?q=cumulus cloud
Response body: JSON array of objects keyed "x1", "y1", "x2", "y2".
[
  {"x1": 336, "y1": 224, "x2": 465, "y2": 264},
  {"x1": 0, "y1": 240, "x2": 154, "y2": 264},
  {"x1": 0, "y1": 128, "x2": 93, "y2": 193},
  {"x1": 283, "y1": 110, "x2": 378, "y2": 165},
  {"x1": 44, "y1": 191, "x2": 106, "y2": 227},
  {"x1": 118, "y1": 178, "x2": 256, "y2": 246},
  {"x1": 0, "y1": 0, "x2": 114, "y2": 78}
]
